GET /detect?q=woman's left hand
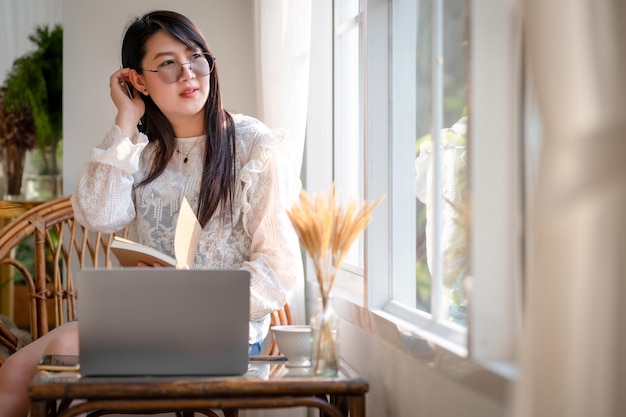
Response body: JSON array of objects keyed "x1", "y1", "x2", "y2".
[{"x1": 110, "y1": 68, "x2": 145, "y2": 136}]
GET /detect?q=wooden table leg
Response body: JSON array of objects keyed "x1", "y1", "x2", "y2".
[
  {"x1": 349, "y1": 395, "x2": 366, "y2": 417},
  {"x1": 29, "y1": 399, "x2": 47, "y2": 417}
]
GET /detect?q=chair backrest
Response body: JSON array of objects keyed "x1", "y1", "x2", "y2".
[
  {"x1": 0, "y1": 195, "x2": 293, "y2": 362},
  {"x1": 0, "y1": 196, "x2": 128, "y2": 349}
]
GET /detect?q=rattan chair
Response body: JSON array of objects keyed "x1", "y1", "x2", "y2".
[
  {"x1": 0, "y1": 195, "x2": 294, "y2": 417},
  {"x1": 0, "y1": 195, "x2": 129, "y2": 353}
]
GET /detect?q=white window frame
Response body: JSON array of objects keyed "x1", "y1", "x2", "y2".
[
  {"x1": 466, "y1": 0, "x2": 523, "y2": 370},
  {"x1": 366, "y1": 0, "x2": 474, "y2": 355}
]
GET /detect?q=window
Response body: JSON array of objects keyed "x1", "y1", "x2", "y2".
[
  {"x1": 392, "y1": 0, "x2": 470, "y2": 325},
  {"x1": 333, "y1": 0, "x2": 366, "y2": 295},
  {"x1": 308, "y1": 0, "x2": 524, "y2": 367},
  {"x1": 384, "y1": 0, "x2": 470, "y2": 350}
]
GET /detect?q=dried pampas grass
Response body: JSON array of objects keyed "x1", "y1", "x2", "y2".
[{"x1": 287, "y1": 183, "x2": 385, "y2": 298}]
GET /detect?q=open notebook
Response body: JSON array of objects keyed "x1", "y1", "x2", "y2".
[{"x1": 77, "y1": 268, "x2": 250, "y2": 376}]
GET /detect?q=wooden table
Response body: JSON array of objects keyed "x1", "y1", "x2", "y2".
[{"x1": 28, "y1": 357, "x2": 369, "y2": 417}]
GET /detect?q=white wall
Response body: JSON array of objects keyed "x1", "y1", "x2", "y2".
[
  {"x1": 62, "y1": 0, "x2": 257, "y2": 194},
  {"x1": 335, "y1": 303, "x2": 510, "y2": 417}
]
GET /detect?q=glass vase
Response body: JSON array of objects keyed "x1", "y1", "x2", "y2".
[
  {"x1": 310, "y1": 293, "x2": 339, "y2": 376},
  {"x1": 2, "y1": 146, "x2": 27, "y2": 199},
  {"x1": 22, "y1": 148, "x2": 63, "y2": 201}
]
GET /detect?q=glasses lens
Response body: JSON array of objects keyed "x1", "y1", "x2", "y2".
[
  {"x1": 191, "y1": 55, "x2": 212, "y2": 77},
  {"x1": 157, "y1": 54, "x2": 213, "y2": 84},
  {"x1": 158, "y1": 65, "x2": 179, "y2": 84}
]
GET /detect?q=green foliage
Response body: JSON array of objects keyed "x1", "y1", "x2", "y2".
[
  {"x1": 415, "y1": 259, "x2": 431, "y2": 312},
  {"x1": 2, "y1": 24, "x2": 63, "y2": 175}
]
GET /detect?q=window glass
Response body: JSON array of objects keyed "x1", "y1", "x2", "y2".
[
  {"x1": 319, "y1": 0, "x2": 523, "y2": 362},
  {"x1": 334, "y1": 1, "x2": 364, "y2": 270},
  {"x1": 413, "y1": 0, "x2": 469, "y2": 325}
]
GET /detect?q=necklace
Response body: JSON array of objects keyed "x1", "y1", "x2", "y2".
[{"x1": 176, "y1": 139, "x2": 201, "y2": 163}]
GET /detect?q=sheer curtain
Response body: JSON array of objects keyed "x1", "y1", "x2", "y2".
[
  {"x1": 514, "y1": 0, "x2": 626, "y2": 416},
  {"x1": 253, "y1": 0, "x2": 312, "y2": 326},
  {"x1": 0, "y1": 0, "x2": 62, "y2": 84}
]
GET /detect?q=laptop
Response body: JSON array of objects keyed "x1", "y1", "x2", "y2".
[{"x1": 77, "y1": 268, "x2": 250, "y2": 377}]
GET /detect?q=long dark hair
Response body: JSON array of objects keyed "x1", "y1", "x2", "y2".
[{"x1": 121, "y1": 10, "x2": 236, "y2": 228}]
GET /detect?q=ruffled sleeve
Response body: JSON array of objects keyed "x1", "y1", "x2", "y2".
[
  {"x1": 238, "y1": 120, "x2": 304, "y2": 321},
  {"x1": 70, "y1": 124, "x2": 149, "y2": 233}
]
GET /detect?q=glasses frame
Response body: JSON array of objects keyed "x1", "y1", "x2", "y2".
[{"x1": 142, "y1": 53, "x2": 215, "y2": 84}]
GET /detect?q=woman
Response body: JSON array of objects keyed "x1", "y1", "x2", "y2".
[{"x1": 0, "y1": 10, "x2": 302, "y2": 417}]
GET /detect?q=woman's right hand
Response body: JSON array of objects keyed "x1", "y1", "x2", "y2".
[{"x1": 109, "y1": 68, "x2": 145, "y2": 137}]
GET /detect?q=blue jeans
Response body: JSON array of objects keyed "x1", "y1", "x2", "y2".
[{"x1": 248, "y1": 342, "x2": 262, "y2": 355}]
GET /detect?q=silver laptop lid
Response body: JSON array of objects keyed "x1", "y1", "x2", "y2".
[{"x1": 77, "y1": 268, "x2": 250, "y2": 376}]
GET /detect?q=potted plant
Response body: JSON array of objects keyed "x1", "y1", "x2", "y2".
[
  {"x1": 0, "y1": 90, "x2": 37, "y2": 198},
  {"x1": 0, "y1": 24, "x2": 62, "y2": 199}
]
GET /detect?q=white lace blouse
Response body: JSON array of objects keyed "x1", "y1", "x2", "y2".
[{"x1": 70, "y1": 114, "x2": 303, "y2": 344}]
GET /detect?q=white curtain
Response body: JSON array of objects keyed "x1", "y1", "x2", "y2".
[
  {"x1": 243, "y1": 3, "x2": 311, "y2": 417},
  {"x1": 514, "y1": 0, "x2": 626, "y2": 416},
  {"x1": 253, "y1": 0, "x2": 312, "y2": 327},
  {"x1": 0, "y1": 0, "x2": 62, "y2": 84}
]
